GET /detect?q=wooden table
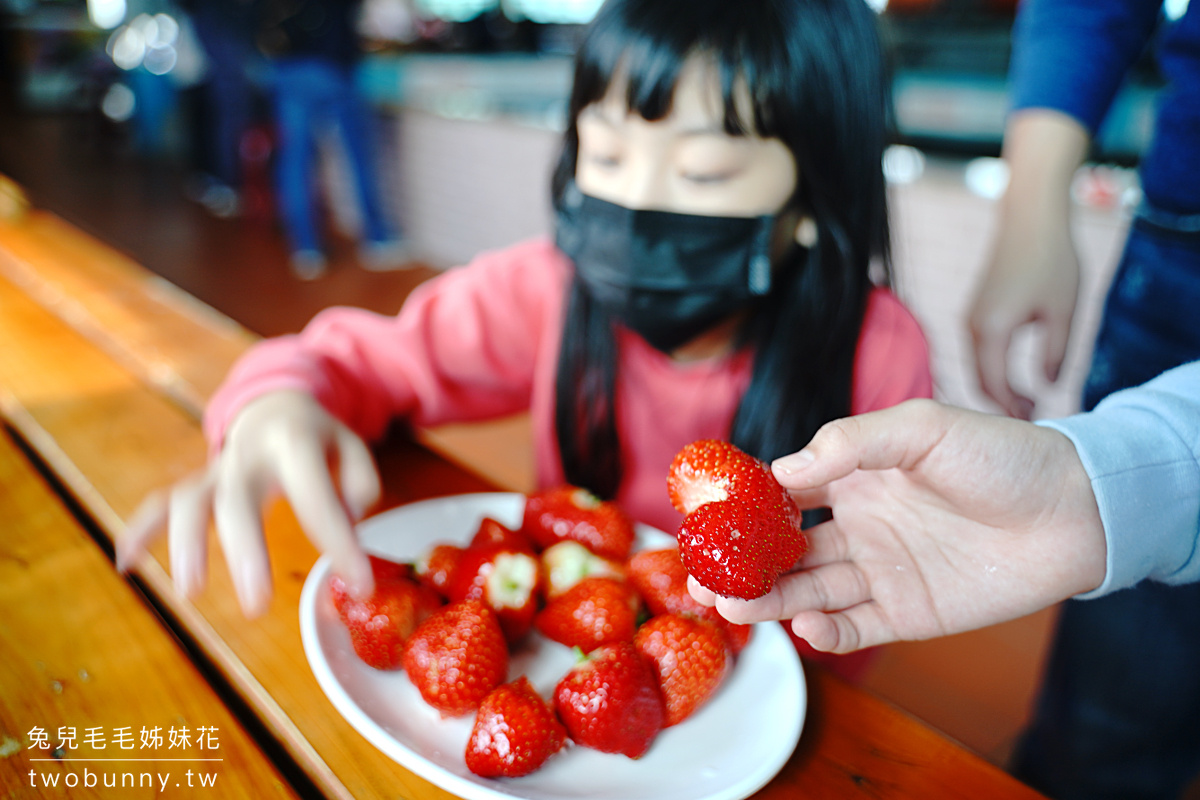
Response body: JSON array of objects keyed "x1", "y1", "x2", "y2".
[{"x1": 0, "y1": 187, "x2": 1047, "y2": 798}]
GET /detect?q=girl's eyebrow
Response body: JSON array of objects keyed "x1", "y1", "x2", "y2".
[
  {"x1": 580, "y1": 105, "x2": 737, "y2": 140},
  {"x1": 678, "y1": 123, "x2": 730, "y2": 138},
  {"x1": 579, "y1": 106, "x2": 618, "y2": 127}
]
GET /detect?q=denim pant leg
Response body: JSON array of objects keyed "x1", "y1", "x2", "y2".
[
  {"x1": 1013, "y1": 210, "x2": 1200, "y2": 800},
  {"x1": 1080, "y1": 212, "x2": 1200, "y2": 410},
  {"x1": 272, "y1": 59, "x2": 323, "y2": 254},
  {"x1": 330, "y1": 69, "x2": 396, "y2": 244},
  {"x1": 193, "y1": 14, "x2": 254, "y2": 189},
  {"x1": 1013, "y1": 583, "x2": 1200, "y2": 800}
]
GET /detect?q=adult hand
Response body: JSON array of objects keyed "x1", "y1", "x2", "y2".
[
  {"x1": 689, "y1": 399, "x2": 1107, "y2": 652},
  {"x1": 968, "y1": 110, "x2": 1090, "y2": 419},
  {"x1": 116, "y1": 390, "x2": 381, "y2": 617}
]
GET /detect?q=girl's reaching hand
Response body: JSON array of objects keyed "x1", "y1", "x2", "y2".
[{"x1": 117, "y1": 390, "x2": 381, "y2": 617}]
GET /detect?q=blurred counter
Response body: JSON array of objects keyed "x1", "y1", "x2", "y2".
[{"x1": 346, "y1": 52, "x2": 1151, "y2": 267}]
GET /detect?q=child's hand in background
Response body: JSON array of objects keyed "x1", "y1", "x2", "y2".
[{"x1": 117, "y1": 390, "x2": 381, "y2": 617}]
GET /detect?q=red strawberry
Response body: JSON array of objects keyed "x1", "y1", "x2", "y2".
[
  {"x1": 669, "y1": 440, "x2": 807, "y2": 600},
  {"x1": 465, "y1": 676, "x2": 567, "y2": 777},
  {"x1": 413, "y1": 543, "x2": 464, "y2": 599},
  {"x1": 337, "y1": 573, "x2": 442, "y2": 670},
  {"x1": 627, "y1": 548, "x2": 753, "y2": 654},
  {"x1": 634, "y1": 614, "x2": 730, "y2": 726},
  {"x1": 522, "y1": 486, "x2": 635, "y2": 561},
  {"x1": 717, "y1": 615, "x2": 753, "y2": 654},
  {"x1": 448, "y1": 545, "x2": 541, "y2": 642},
  {"x1": 540, "y1": 540, "x2": 627, "y2": 601},
  {"x1": 328, "y1": 555, "x2": 412, "y2": 618},
  {"x1": 554, "y1": 641, "x2": 665, "y2": 758},
  {"x1": 668, "y1": 439, "x2": 796, "y2": 515},
  {"x1": 535, "y1": 576, "x2": 640, "y2": 652},
  {"x1": 470, "y1": 516, "x2": 534, "y2": 553},
  {"x1": 402, "y1": 601, "x2": 509, "y2": 717}
]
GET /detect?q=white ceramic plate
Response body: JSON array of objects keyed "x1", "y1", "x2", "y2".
[{"x1": 299, "y1": 492, "x2": 805, "y2": 800}]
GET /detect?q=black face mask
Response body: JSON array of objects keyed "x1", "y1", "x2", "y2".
[{"x1": 554, "y1": 181, "x2": 776, "y2": 353}]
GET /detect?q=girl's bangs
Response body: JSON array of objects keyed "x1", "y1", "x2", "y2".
[{"x1": 572, "y1": 7, "x2": 773, "y2": 138}]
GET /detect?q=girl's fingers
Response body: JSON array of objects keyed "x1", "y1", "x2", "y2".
[
  {"x1": 333, "y1": 426, "x2": 381, "y2": 522},
  {"x1": 168, "y1": 471, "x2": 216, "y2": 598},
  {"x1": 276, "y1": 435, "x2": 374, "y2": 600},
  {"x1": 116, "y1": 489, "x2": 169, "y2": 571},
  {"x1": 212, "y1": 476, "x2": 274, "y2": 617}
]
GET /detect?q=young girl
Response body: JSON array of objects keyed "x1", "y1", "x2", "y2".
[{"x1": 121, "y1": 0, "x2": 931, "y2": 674}]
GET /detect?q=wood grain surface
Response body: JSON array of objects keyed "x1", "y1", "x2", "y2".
[{"x1": 0, "y1": 428, "x2": 297, "y2": 799}]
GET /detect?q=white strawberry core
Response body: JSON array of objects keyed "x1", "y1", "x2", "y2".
[
  {"x1": 475, "y1": 720, "x2": 512, "y2": 758},
  {"x1": 485, "y1": 552, "x2": 538, "y2": 608},
  {"x1": 542, "y1": 541, "x2": 620, "y2": 596},
  {"x1": 677, "y1": 466, "x2": 729, "y2": 514},
  {"x1": 570, "y1": 488, "x2": 602, "y2": 509}
]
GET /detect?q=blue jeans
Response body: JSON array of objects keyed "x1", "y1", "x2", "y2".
[
  {"x1": 192, "y1": 9, "x2": 257, "y2": 189},
  {"x1": 271, "y1": 57, "x2": 396, "y2": 254},
  {"x1": 1013, "y1": 204, "x2": 1200, "y2": 800}
]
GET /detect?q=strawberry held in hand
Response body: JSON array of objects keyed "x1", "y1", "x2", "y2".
[
  {"x1": 554, "y1": 641, "x2": 665, "y2": 758},
  {"x1": 402, "y1": 601, "x2": 509, "y2": 717},
  {"x1": 522, "y1": 486, "x2": 635, "y2": 561},
  {"x1": 465, "y1": 677, "x2": 567, "y2": 778},
  {"x1": 634, "y1": 614, "x2": 730, "y2": 726},
  {"x1": 669, "y1": 440, "x2": 807, "y2": 600}
]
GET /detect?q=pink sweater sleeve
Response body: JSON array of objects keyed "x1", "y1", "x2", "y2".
[
  {"x1": 850, "y1": 288, "x2": 934, "y2": 414},
  {"x1": 203, "y1": 239, "x2": 569, "y2": 452}
]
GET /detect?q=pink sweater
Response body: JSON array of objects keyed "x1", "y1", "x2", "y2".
[{"x1": 205, "y1": 238, "x2": 932, "y2": 533}]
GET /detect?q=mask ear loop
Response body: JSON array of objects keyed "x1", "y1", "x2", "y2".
[{"x1": 748, "y1": 215, "x2": 775, "y2": 296}]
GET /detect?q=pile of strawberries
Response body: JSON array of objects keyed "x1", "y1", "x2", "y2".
[
  {"x1": 330, "y1": 485, "x2": 752, "y2": 778},
  {"x1": 329, "y1": 439, "x2": 806, "y2": 779}
]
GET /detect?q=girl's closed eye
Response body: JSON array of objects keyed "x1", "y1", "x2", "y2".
[
  {"x1": 677, "y1": 138, "x2": 753, "y2": 188},
  {"x1": 586, "y1": 151, "x2": 622, "y2": 170},
  {"x1": 679, "y1": 167, "x2": 738, "y2": 185}
]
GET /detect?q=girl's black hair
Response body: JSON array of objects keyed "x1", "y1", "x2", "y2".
[{"x1": 553, "y1": 0, "x2": 893, "y2": 499}]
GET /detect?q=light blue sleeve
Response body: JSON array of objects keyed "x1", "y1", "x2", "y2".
[{"x1": 1037, "y1": 361, "x2": 1200, "y2": 598}]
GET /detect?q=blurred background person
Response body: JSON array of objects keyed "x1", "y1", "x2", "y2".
[
  {"x1": 182, "y1": 0, "x2": 262, "y2": 218},
  {"x1": 969, "y1": 0, "x2": 1200, "y2": 797},
  {"x1": 257, "y1": 0, "x2": 407, "y2": 279}
]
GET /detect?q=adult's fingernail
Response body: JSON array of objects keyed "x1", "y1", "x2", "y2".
[{"x1": 773, "y1": 448, "x2": 816, "y2": 475}]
